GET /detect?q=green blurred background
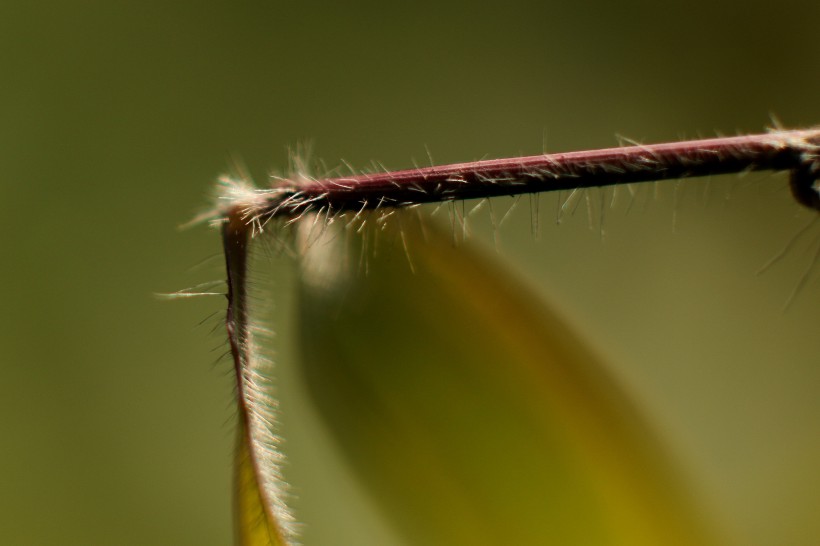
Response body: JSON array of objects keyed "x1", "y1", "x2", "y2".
[{"x1": 1, "y1": 1, "x2": 818, "y2": 545}]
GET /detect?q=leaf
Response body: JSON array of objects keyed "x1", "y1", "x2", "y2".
[
  {"x1": 235, "y1": 417, "x2": 290, "y2": 546},
  {"x1": 223, "y1": 214, "x2": 296, "y2": 546},
  {"x1": 294, "y1": 210, "x2": 720, "y2": 545}
]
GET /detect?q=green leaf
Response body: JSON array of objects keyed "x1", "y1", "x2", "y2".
[
  {"x1": 294, "y1": 211, "x2": 720, "y2": 545},
  {"x1": 234, "y1": 417, "x2": 290, "y2": 546},
  {"x1": 223, "y1": 215, "x2": 296, "y2": 546}
]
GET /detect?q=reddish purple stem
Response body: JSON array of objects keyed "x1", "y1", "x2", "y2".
[{"x1": 260, "y1": 129, "x2": 820, "y2": 218}]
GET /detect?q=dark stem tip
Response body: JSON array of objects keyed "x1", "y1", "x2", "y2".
[{"x1": 790, "y1": 154, "x2": 820, "y2": 212}]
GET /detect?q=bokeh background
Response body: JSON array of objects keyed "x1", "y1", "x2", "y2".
[{"x1": 1, "y1": 1, "x2": 818, "y2": 545}]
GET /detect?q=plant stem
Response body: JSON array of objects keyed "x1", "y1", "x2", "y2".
[
  {"x1": 252, "y1": 129, "x2": 819, "y2": 219},
  {"x1": 223, "y1": 210, "x2": 295, "y2": 544}
]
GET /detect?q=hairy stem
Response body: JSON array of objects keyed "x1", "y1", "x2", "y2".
[
  {"x1": 224, "y1": 209, "x2": 294, "y2": 545},
  {"x1": 250, "y1": 129, "x2": 820, "y2": 220}
]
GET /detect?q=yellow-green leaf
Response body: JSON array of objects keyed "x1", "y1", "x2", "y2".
[
  {"x1": 224, "y1": 213, "x2": 296, "y2": 546},
  {"x1": 235, "y1": 417, "x2": 290, "y2": 546},
  {"x1": 294, "y1": 210, "x2": 721, "y2": 545}
]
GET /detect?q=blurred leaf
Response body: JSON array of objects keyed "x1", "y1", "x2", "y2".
[{"x1": 294, "y1": 211, "x2": 721, "y2": 545}]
